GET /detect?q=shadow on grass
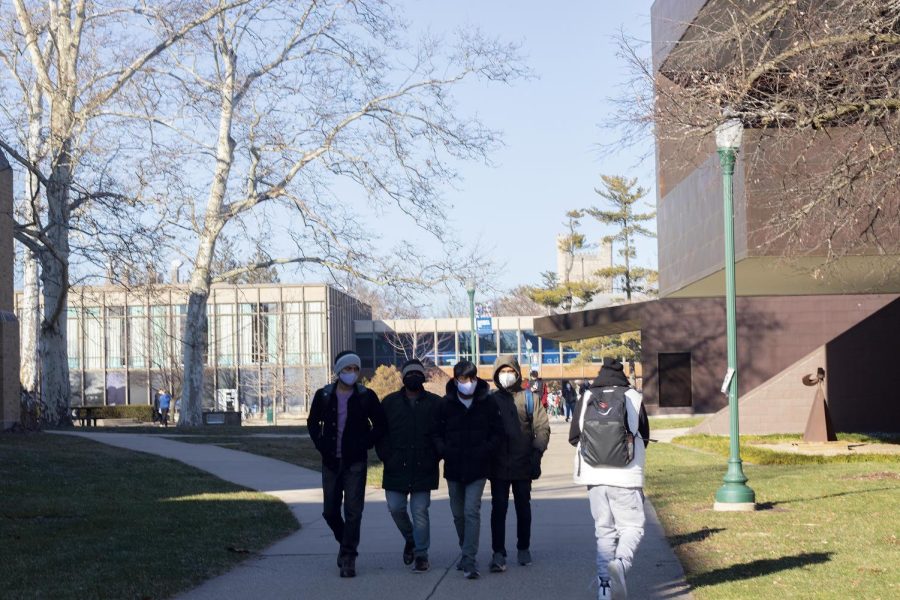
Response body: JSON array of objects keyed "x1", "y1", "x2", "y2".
[
  {"x1": 757, "y1": 485, "x2": 900, "y2": 509},
  {"x1": 668, "y1": 527, "x2": 725, "y2": 546},
  {"x1": 690, "y1": 552, "x2": 833, "y2": 587}
]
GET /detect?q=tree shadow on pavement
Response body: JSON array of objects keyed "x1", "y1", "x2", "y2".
[{"x1": 689, "y1": 552, "x2": 833, "y2": 587}]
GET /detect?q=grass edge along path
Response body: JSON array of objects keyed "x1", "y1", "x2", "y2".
[
  {"x1": 645, "y1": 441, "x2": 900, "y2": 600},
  {"x1": 0, "y1": 433, "x2": 298, "y2": 600}
]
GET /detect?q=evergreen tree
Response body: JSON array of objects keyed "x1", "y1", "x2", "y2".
[
  {"x1": 588, "y1": 176, "x2": 657, "y2": 300},
  {"x1": 526, "y1": 211, "x2": 599, "y2": 311}
]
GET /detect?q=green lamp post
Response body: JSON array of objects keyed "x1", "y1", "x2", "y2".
[
  {"x1": 466, "y1": 277, "x2": 477, "y2": 364},
  {"x1": 714, "y1": 116, "x2": 756, "y2": 511}
]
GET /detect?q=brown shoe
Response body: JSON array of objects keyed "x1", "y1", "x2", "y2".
[
  {"x1": 340, "y1": 555, "x2": 356, "y2": 578},
  {"x1": 413, "y1": 556, "x2": 430, "y2": 573}
]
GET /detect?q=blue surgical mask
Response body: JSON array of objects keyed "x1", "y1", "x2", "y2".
[
  {"x1": 339, "y1": 372, "x2": 358, "y2": 386},
  {"x1": 457, "y1": 380, "x2": 476, "y2": 395}
]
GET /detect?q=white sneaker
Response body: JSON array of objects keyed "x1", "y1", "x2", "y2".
[
  {"x1": 597, "y1": 578, "x2": 612, "y2": 599},
  {"x1": 608, "y1": 558, "x2": 627, "y2": 599}
]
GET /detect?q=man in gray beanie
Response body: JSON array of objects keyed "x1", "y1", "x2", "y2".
[
  {"x1": 308, "y1": 350, "x2": 386, "y2": 578},
  {"x1": 376, "y1": 359, "x2": 442, "y2": 572}
]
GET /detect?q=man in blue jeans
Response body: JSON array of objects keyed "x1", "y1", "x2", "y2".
[
  {"x1": 308, "y1": 351, "x2": 387, "y2": 578},
  {"x1": 376, "y1": 359, "x2": 442, "y2": 572},
  {"x1": 433, "y1": 360, "x2": 503, "y2": 580}
]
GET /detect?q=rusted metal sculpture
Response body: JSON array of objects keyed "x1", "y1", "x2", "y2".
[{"x1": 802, "y1": 367, "x2": 836, "y2": 442}]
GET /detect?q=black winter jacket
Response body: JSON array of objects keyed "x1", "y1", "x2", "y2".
[
  {"x1": 489, "y1": 355, "x2": 551, "y2": 481},
  {"x1": 307, "y1": 382, "x2": 386, "y2": 470},
  {"x1": 432, "y1": 379, "x2": 503, "y2": 484},
  {"x1": 376, "y1": 388, "x2": 442, "y2": 492}
]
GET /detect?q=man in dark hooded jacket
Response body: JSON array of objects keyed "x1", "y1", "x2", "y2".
[
  {"x1": 432, "y1": 360, "x2": 503, "y2": 580},
  {"x1": 376, "y1": 359, "x2": 442, "y2": 573},
  {"x1": 488, "y1": 354, "x2": 550, "y2": 573}
]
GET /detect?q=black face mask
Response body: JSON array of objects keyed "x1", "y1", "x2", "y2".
[{"x1": 403, "y1": 374, "x2": 426, "y2": 392}]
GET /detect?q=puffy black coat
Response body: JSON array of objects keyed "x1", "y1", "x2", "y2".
[
  {"x1": 307, "y1": 382, "x2": 386, "y2": 470},
  {"x1": 376, "y1": 388, "x2": 442, "y2": 492},
  {"x1": 432, "y1": 378, "x2": 503, "y2": 484},
  {"x1": 489, "y1": 355, "x2": 551, "y2": 481}
]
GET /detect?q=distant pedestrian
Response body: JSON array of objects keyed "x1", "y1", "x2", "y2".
[
  {"x1": 578, "y1": 379, "x2": 589, "y2": 400},
  {"x1": 157, "y1": 389, "x2": 172, "y2": 427},
  {"x1": 433, "y1": 360, "x2": 502, "y2": 580},
  {"x1": 308, "y1": 351, "x2": 387, "y2": 578},
  {"x1": 569, "y1": 357, "x2": 650, "y2": 600},
  {"x1": 376, "y1": 359, "x2": 442, "y2": 573},
  {"x1": 562, "y1": 380, "x2": 577, "y2": 422},
  {"x1": 488, "y1": 355, "x2": 550, "y2": 573},
  {"x1": 529, "y1": 370, "x2": 548, "y2": 410}
]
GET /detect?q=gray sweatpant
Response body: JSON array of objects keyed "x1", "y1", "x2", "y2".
[{"x1": 588, "y1": 485, "x2": 645, "y2": 581}]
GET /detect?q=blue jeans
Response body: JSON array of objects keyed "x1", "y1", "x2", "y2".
[
  {"x1": 385, "y1": 490, "x2": 431, "y2": 558},
  {"x1": 447, "y1": 478, "x2": 487, "y2": 569}
]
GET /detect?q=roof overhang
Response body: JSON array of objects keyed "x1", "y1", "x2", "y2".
[{"x1": 533, "y1": 301, "x2": 652, "y2": 343}]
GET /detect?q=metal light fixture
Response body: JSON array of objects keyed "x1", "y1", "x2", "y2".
[
  {"x1": 465, "y1": 278, "x2": 477, "y2": 364},
  {"x1": 713, "y1": 113, "x2": 755, "y2": 511}
]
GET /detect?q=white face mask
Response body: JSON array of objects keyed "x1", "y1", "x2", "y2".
[
  {"x1": 339, "y1": 372, "x2": 358, "y2": 386},
  {"x1": 456, "y1": 380, "x2": 476, "y2": 395},
  {"x1": 498, "y1": 372, "x2": 518, "y2": 389}
]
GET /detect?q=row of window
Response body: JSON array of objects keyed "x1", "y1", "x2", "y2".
[
  {"x1": 355, "y1": 329, "x2": 581, "y2": 368},
  {"x1": 63, "y1": 302, "x2": 328, "y2": 370}
]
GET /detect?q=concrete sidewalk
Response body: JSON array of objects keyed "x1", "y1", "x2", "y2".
[{"x1": 60, "y1": 425, "x2": 693, "y2": 600}]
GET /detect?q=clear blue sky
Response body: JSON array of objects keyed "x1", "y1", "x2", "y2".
[{"x1": 387, "y1": 0, "x2": 658, "y2": 303}]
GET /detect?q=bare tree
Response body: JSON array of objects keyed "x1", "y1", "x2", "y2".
[
  {"x1": 0, "y1": 0, "x2": 246, "y2": 425},
  {"x1": 134, "y1": 2, "x2": 523, "y2": 425},
  {"x1": 609, "y1": 0, "x2": 900, "y2": 268}
]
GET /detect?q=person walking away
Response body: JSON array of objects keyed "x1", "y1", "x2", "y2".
[
  {"x1": 376, "y1": 359, "x2": 442, "y2": 573},
  {"x1": 569, "y1": 357, "x2": 650, "y2": 600},
  {"x1": 308, "y1": 351, "x2": 387, "y2": 578},
  {"x1": 529, "y1": 370, "x2": 548, "y2": 411},
  {"x1": 562, "y1": 381, "x2": 577, "y2": 422},
  {"x1": 433, "y1": 360, "x2": 503, "y2": 580},
  {"x1": 157, "y1": 389, "x2": 172, "y2": 427},
  {"x1": 488, "y1": 355, "x2": 550, "y2": 573}
]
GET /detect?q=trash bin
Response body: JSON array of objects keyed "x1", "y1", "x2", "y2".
[{"x1": 265, "y1": 408, "x2": 274, "y2": 423}]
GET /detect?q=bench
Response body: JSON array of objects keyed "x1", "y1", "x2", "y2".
[{"x1": 71, "y1": 406, "x2": 102, "y2": 427}]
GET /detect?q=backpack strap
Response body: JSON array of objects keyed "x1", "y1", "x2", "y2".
[{"x1": 525, "y1": 389, "x2": 534, "y2": 418}]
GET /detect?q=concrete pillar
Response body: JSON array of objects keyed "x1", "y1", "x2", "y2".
[{"x1": 0, "y1": 149, "x2": 21, "y2": 429}]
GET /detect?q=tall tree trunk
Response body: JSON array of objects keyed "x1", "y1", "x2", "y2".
[
  {"x1": 19, "y1": 91, "x2": 43, "y2": 396},
  {"x1": 180, "y1": 40, "x2": 236, "y2": 426},
  {"x1": 39, "y1": 133, "x2": 73, "y2": 426}
]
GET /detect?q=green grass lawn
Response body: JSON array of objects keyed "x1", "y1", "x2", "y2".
[
  {"x1": 649, "y1": 416, "x2": 706, "y2": 430},
  {"x1": 89, "y1": 425, "x2": 310, "y2": 436},
  {"x1": 646, "y1": 441, "x2": 900, "y2": 599},
  {"x1": 0, "y1": 433, "x2": 298, "y2": 600},
  {"x1": 674, "y1": 433, "x2": 900, "y2": 465},
  {"x1": 175, "y1": 435, "x2": 385, "y2": 487}
]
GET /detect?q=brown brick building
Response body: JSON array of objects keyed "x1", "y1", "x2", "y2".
[
  {"x1": 535, "y1": 0, "x2": 900, "y2": 433},
  {"x1": 1, "y1": 149, "x2": 21, "y2": 429}
]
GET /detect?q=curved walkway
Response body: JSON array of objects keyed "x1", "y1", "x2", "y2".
[{"x1": 59, "y1": 425, "x2": 693, "y2": 600}]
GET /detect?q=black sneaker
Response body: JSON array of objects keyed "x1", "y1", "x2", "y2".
[
  {"x1": 413, "y1": 556, "x2": 430, "y2": 573},
  {"x1": 403, "y1": 540, "x2": 415, "y2": 565},
  {"x1": 463, "y1": 567, "x2": 480, "y2": 580},
  {"x1": 339, "y1": 556, "x2": 356, "y2": 578},
  {"x1": 489, "y1": 551, "x2": 507, "y2": 573}
]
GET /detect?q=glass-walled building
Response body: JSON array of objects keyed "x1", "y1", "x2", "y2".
[
  {"x1": 15, "y1": 284, "x2": 370, "y2": 413},
  {"x1": 354, "y1": 316, "x2": 604, "y2": 380}
]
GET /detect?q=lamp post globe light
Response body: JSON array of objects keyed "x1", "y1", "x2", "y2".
[
  {"x1": 466, "y1": 278, "x2": 477, "y2": 364},
  {"x1": 714, "y1": 116, "x2": 756, "y2": 511}
]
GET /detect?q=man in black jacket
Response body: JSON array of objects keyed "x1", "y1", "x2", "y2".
[
  {"x1": 307, "y1": 350, "x2": 386, "y2": 578},
  {"x1": 376, "y1": 359, "x2": 442, "y2": 573},
  {"x1": 488, "y1": 355, "x2": 551, "y2": 572},
  {"x1": 433, "y1": 360, "x2": 503, "y2": 580}
]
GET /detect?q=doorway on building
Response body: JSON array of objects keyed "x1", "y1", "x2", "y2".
[{"x1": 658, "y1": 352, "x2": 692, "y2": 407}]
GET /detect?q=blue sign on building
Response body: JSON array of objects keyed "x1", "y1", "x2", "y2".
[{"x1": 476, "y1": 316, "x2": 492, "y2": 335}]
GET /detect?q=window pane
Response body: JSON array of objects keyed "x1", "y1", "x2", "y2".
[
  {"x1": 519, "y1": 329, "x2": 538, "y2": 365},
  {"x1": 83, "y1": 371, "x2": 104, "y2": 406},
  {"x1": 83, "y1": 307, "x2": 102, "y2": 369},
  {"x1": 284, "y1": 313, "x2": 302, "y2": 365},
  {"x1": 129, "y1": 371, "x2": 149, "y2": 406},
  {"x1": 437, "y1": 332, "x2": 456, "y2": 366},
  {"x1": 106, "y1": 372, "x2": 126, "y2": 406},
  {"x1": 238, "y1": 309, "x2": 254, "y2": 365},
  {"x1": 305, "y1": 312, "x2": 324, "y2": 365},
  {"x1": 458, "y1": 331, "x2": 473, "y2": 360},
  {"x1": 67, "y1": 308, "x2": 80, "y2": 369},
  {"x1": 150, "y1": 306, "x2": 171, "y2": 368},
  {"x1": 105, "y1": 307, "x2": 125, "y2": 368},
  {"x1": 215, "y1": 306, "x2": 235, "y2": 366},
  {"x1": 499, "y1": 330, "x2": 518, "y2": 354},
  {"x1": 355, "y1": 334, "x2": 374, "y2": 368}
]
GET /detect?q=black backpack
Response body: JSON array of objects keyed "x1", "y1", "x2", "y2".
[{"x1": 579, "y1": 386, "x2": 635, "y2": 468}]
